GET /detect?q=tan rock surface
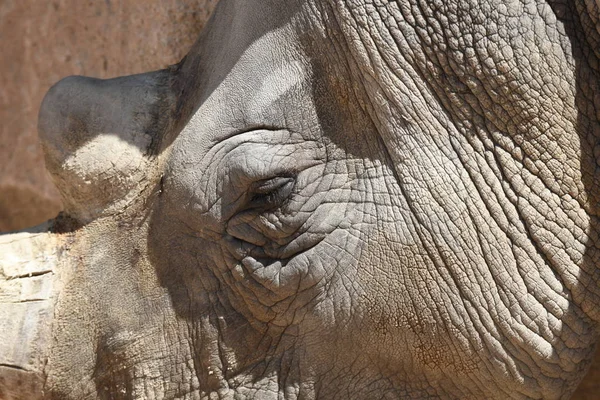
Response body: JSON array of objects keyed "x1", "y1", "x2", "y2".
[{"x1": 0, "y1": 0, "x2": 218, "y2": 232}]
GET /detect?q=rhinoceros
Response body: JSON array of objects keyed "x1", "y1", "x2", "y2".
[{"x1": 2, "y1": 0, "x2": 600, "y2": 398}]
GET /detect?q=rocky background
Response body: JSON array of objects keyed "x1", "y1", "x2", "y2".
[{"x1": 0, "y1": 0, "x2": 598, "y2": 397}]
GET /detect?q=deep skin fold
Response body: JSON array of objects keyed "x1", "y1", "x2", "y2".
[{"x1": 28, "y1": 0, "x2": 600, "y2": 399}]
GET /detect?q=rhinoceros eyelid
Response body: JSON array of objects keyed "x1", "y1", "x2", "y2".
[
  {"x1": 213, "y1": 126, "x2": 287, "y2": 143},
  {"x1": 253, "y1": 176, "x2": 295, "y2": 193},
  {"x1": 247, "y1": 176, "x2": 296, "y2": 210}
]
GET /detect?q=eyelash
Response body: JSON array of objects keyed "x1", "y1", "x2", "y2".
[{"x1": 247, "y1": 176, "x2": 296, "y2": 210}]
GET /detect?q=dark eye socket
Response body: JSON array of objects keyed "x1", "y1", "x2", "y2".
[{"x1": 248, "y1": 176, "x2": 296, "y2": 210}]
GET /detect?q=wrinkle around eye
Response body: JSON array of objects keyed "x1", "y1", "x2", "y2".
[
  {"x1": 276, "y1": 231, "x2": 328, "y2": 259},
  {"x1": 247, "y1": 176, "x2": 296, "y2": 210},
  {"x1": 210, "y1": 126, "x2": 288, "y2": 144},
  {"x1": 225, "y1": 213, "x2": 270, "y2": 247}
]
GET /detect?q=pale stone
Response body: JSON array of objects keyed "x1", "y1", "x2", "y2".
[{"x1": 0, "y1": 223, "x2": 60, "y2": 399}]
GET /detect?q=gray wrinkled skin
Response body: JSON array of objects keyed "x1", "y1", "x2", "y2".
[{"x1": 31, "y1": 0, "x2": 600, "y2": 398}]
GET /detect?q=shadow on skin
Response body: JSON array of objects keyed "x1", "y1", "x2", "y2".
[{"x1": 551, "y1": 0, "x2": 600, "y2": 396}]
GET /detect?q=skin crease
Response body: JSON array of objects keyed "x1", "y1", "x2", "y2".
[{"x1": 25, "y1": 0, "x2": 600, "y2": 398}]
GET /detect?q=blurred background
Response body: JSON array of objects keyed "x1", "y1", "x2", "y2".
[{"x1": 0, "y1": 0, "x2": 218, "y2": 232}]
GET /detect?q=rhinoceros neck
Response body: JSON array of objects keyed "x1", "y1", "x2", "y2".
[{"x1": 320, "y1": 0, "x2": 600, "y2": 397}]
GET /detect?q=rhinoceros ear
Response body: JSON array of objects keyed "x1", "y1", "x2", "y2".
[{"x1": 38, "y1": 70, "x2": 175, "y2": 225}]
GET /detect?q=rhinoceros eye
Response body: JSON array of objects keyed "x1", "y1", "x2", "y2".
[{"x1": 247, "y1": 176, "x2": 295, "y2": 211}]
